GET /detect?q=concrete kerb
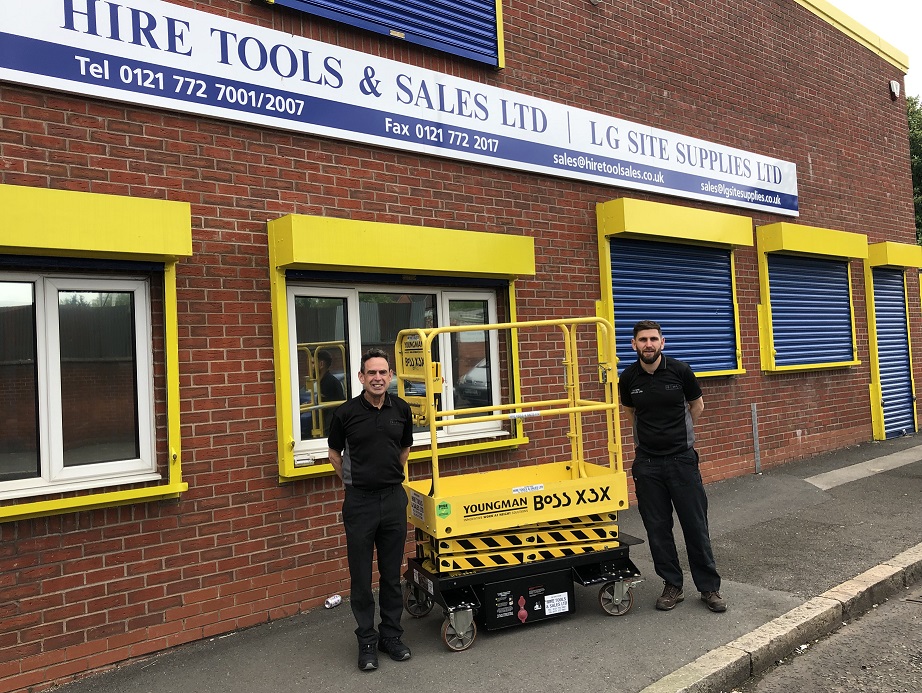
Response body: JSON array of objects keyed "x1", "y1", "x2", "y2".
[{"x1": 638, "y1": 541, "x2": 922, "y2": 693}]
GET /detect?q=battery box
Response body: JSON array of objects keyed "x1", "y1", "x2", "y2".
[{"x1": 482, "y1": 569, "x2": 575, "y2": 630}]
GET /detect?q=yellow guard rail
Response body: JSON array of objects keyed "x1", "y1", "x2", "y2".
[{"x1": 396, "y1": 317, "x2": 628, "y2": 539}]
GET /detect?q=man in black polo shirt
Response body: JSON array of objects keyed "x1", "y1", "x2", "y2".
[
  {"x1": 328, "y1": 348, "x2": 414, "y2": 671},
  {"x1": 618, "y1": 320, "x2": 726, "y2": 614}
]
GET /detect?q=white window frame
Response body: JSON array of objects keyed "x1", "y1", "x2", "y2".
[
  {"x1": 0, "y1": 273, "x2": 159, "y2": 500},
  {"x1": 439, "y1": 290, "x2": 501, "y2": 437},
  {"x1": 287, "y1": 283, "x2": 503, "y2": 462}
]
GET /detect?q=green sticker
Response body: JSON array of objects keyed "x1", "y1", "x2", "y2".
[{"x1": 436, "y1": 502, "x2": 451, "y2": 518}]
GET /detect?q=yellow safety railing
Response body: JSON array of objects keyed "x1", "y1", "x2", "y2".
[{"x1": 396, "y1": 317, "x2": 622, "y2": 499}]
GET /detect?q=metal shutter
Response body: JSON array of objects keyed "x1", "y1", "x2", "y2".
[
  {"x1": 265, "y1": 0, "x2": 500, "y2": 66},
  {"x1": 767, "y1": 254, "x2": 853, "y2": 366},
  {"x1": 873, "y1": 268, "x2": 915, "y2": 437},
  {"x1": 610, "y1": 237, "x2": 737, "y2": 374}
]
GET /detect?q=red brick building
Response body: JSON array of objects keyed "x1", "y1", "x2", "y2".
[{"x1": 0, "y1": 0, "x2": 917, "y2": 690}]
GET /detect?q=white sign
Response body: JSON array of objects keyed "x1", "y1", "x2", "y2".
[
  {"x1": 0, "y1": 0, "x2": 798, "y2": 215},
  {"x1": 544, "y1": 592, "x2": 570, "y2": 615}
]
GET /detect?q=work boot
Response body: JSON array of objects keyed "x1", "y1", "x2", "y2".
[
  {"x1": 701, "y1": 591, "x2": 727, "y2": 613},
  {"x1": 378, "y1": 636, "x2": 412, "y2": 661},
  {"x1": 357, "y1": 643, "x2": 378, "y2": 671},
  {"x1": 655, "y1": 583, "x2": 684, "y2": 611}
]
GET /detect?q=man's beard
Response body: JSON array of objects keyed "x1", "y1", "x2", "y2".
[{"x1": 639, "y1": 348, "x2": 661, "y2": 364}]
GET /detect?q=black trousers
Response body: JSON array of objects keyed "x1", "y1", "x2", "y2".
[
  {"x1": 342, "y1": 484, "x2": 409, "y2": 645},
  {"x1": 631, "y1": 448, "x2": 721, "y2": 593}
]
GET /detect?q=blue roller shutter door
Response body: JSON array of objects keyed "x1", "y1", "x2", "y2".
[
  {"x1": 873, "y1": 268, "x2": 915, "y2": 437},
  {"x1": 767, "y1": 254, "x2": 853, "y2": 366},
  {"x1": 265, "y1": 0, "x2": 500, "y2": 66},
  {"x1": 610, "y1": 238, "x2": 737, "y2": 375}
]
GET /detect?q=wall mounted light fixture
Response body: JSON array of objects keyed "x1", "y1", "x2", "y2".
[{"x1": 889, "y1": 80, "x2": 901, "y2": 99}]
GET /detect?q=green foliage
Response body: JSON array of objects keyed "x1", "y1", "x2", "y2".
[{"x1": 909, "y1": 96, "x2": 922, "y2": 243}]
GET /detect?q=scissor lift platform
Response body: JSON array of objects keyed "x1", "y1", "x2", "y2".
[{"x1": 395, "y1": 317, "x2": 643, "y2": 651}]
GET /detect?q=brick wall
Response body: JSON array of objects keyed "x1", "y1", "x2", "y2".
[{"x1": 0, "y1": 0, "x2": 917, "y2": 690}]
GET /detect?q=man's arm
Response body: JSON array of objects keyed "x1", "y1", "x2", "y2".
[
  {"x1": 622, "y1": 405, "x2": 635, "y2": 426},
  {"x1": 687, "y1": 396, "x2": 704, "y2": 426},
  {"x1": 398, "y1": 446, "x2": 411, "y2": 468},
  {"x1": 328, "y1": 448, "x2": 343, "y2": 480}
]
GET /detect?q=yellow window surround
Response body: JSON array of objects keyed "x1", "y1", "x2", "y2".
[
  {"x1": 756, "y1": 222, "x2": 868, "y2": 373},
  {"x1": 596, "y1": 197, "x2": 752, "y2": 376},
  {"x1": 267, "y1": 214, "x2": 536, "y2": 481},
  {"x1": 863, "y1": 242, "x2": 922, "y2": 439},
  {"x1": 0, "y1": 184, "x2": 192, "y2": 522}
]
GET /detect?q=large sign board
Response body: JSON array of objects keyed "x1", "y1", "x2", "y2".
[{"x1": 0, "y1": 0, "x2": 798, "y2": 215}]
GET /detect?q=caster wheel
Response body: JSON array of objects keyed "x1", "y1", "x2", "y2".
[
  {"x1": 403, "y1": 582, "x2": 434, "y2": 618},
  {"x1": 441, "y1": 617, "x2": 477, "y2": 651},
  {"x1": 599, "y1": 581, "x2": 634, "y2": 616}
]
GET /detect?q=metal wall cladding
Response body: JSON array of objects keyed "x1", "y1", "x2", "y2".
[
  {"x1": 872, "y1": 267, "x2": 916, "y2": 438},
  {"x1": 267, "y1": 0, "x2": 500, "y2": 65},
  {"x1": 767, "y1": 254, "x2": 853, "y2": 366},
  {"x1": 609, "y1": 238, "x2": 737, "y2": 375}
]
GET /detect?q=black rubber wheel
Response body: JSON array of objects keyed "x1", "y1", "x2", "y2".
[
  {"x1": 441, "y1": 617, "x2": 477, "y2": 651},
  {"x1": 598, "y1": 581, "x2": 634, "y2": 616},
  {"x1": 403, "y1": 582, "x2": 434, "y2": 618}
]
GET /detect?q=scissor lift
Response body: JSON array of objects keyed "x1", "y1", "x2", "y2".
[{"x1": 395, "y1": 317, "x2": 642, "y2": 651}]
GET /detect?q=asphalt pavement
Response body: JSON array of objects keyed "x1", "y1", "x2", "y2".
[
  {"x1": 736, "y1": 584, "x2": 922, "y2": 692},
  {"x1": 50, "y1": 434, "x2": 922, "y2": 693}
]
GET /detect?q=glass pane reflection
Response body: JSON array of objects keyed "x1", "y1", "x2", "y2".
[
  {"x1": 293, "y1": 296, "x2": 349, "y2": 440},
  {"x1": 0, "y1": 282, "x2": 40, "y2": 481},
  {"x1": 59, "y1": 291, "x2": 140, "y2": 467}
]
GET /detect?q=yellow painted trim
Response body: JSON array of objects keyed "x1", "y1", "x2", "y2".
[
  {"x1": 757, "y1": 228, "x2": 862, "y2": 372},
  {"x1": 597, "y1": 198, "x2": 753, "y2": 247},
  {"x1": 757, "y1": 223, "x2": 868, "y2": 259},
  {"x1": 867, "y1": 242, "x2": 922, "y2": 268},
  {"x1": 268, "y1": 226, "x2": 298, "y2": 480},
  {"x1": 0, "y1": 186, "x2": 191, "y2": 523},
  {"x1": 494, "y1": 0, "x2": 505, "y2": 70},
  {"x1": 268, "y1": 216, "x2": 536, "y2": 481},
  {"x1": 757, "y1": 270, "x2": 775, "y2": 371},
  {"x1": 864, "y1": 261, "x2": 886, "y2": 439},
  {"x1": 791, "y1": 0, "x2": 909, "y2": 73},
  {"x1": 597, "y1": 199, "x2": 748, "y2": 377},
  {"x1": 164, "y1": 262, "x2": 184, "y2": 485},
  {"x1": 0, "y1": 184, "x2": 192, "y2": 261},
  {"x1": 766, "y1": 360, "x2": 861, "y2": 373},
  {"x1": 270, "y1": 214, "x2": 535, "y2": 278},
  {"x1": 0, "y1": 483, "x2": 187, "y2": 523}
]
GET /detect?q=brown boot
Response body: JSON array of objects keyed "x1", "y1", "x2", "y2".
[
  {"x1": 701, "y1": 591, "x2": 727, "y2": 613},
  {"x1": 655, "y1": 583, "x2": 684, "y2": 611}
]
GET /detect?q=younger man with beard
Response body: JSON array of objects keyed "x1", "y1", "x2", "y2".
[{"x1": 618, "y1": 320, "x2": 726, "y2": 614}]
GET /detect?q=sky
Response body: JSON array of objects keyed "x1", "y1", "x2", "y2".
[{"x1": 828, "y1": 0, "x2": 921, "y2": 99}]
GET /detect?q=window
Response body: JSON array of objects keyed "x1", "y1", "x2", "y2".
[
  {"x1": 609, "y1": 237, "x2": 740, "y2": 375},
  {"x1": 263, "y1": 0, "x2": 504, "y2": 67},
  {"x1": 596, "y1": 198, "x2": 752, "y2": 378},
  {"x1": 764, "y1": 255, "x2": 854, "y2": 367},
  {"x1": 0, "y1": 274, "x2": 157, "y2": 499},
  {"x1": 0, "y1": 183, "x2": 191, "y2": 521},
  {"x1": 756, "y1": 222, "x2": 867, "y2": 372},
  {"x1": 287, "y1": 283, "x2": 500, "y2": 461},
  {"x1": 267, "y1": 212, "x2": 534, "y2": 480}
]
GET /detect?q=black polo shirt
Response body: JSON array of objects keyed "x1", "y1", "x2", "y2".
[
  {"x1": 618, "y1": 354, "x2": 702, "y2": 457},
  {"x1": 327, "y1": 392, "x2": 414, "y2": 490}
]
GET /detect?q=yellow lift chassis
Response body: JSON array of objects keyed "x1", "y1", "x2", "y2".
[{"x1": 395, "y1": 317, "x2": 642, "y2": 652}]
